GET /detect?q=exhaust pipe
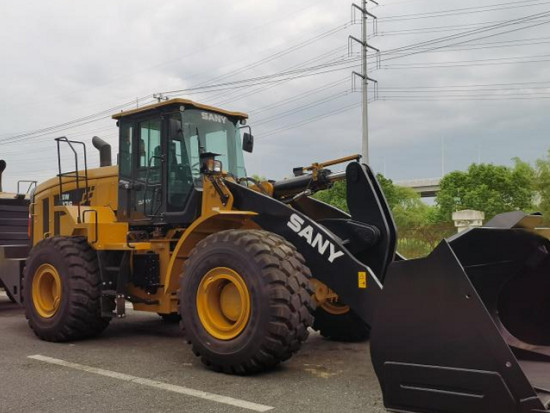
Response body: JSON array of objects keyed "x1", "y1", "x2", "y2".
[
  {"x1": 0, "y1": 159, "x2": 6, "y2": 192},
  {"x1": 92, "y1": 136, "x2": 112, "y2": 167}
]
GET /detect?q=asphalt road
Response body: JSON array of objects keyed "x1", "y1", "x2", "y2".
[{"x1": 0, "y1": 293, "x2": 385, "y2": 413}]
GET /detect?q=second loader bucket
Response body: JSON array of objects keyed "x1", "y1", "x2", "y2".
[{"x1": 371, "y1": 212, "x2": 550, "y2": 413}]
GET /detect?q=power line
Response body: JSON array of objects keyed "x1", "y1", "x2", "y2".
[
  {"x1": 0, "y1": 58, "x2": 358, "y2": 146},
  {"x1": 2, "y1": 19, "x2": 352, "y2": 144},
  {"x1": 254, "y1": 90, "x2": 351, "y2": 126},
  {"x1": 378, "y1": 0, "x2": 550, "y2": 22},
  {"x1": 379, "y1": 95, "x2": 550, "y2": 100},
  {"x1": 248, "y1": 78, "x2": 348, "y2": 115},
  {"x1": 379, "y1": 10, "x2": 550, "y2": 56},
  {"x1": 378, "y1": 0, "x2": 480, "y2": 7},
  {"x1": 191, "y1": 8, "x2": 550, "y2": 141},
  {"x1": 371, "y1": 37, "x2": 550, "y2": 54},
  {"x1": 382, "y1": 54, "x2": 550, "y2": 69},
  {"x1": 379, "y1": 80, "x2": 550, "y2": 89},
  {"x1": 162, "y1": 57, "x2": 361, "y2": 95},
  {"x1": 207, "y1": 46, "x2": 349, "y2": 106},
  {"x1": 380, "y1": 89, "x2": 550, "y2": 95},
  {"x1": 257, "y1": 99, "x2": 366, "y2": 139},
  {"x1": 193, "y1": 23, "x2": 352, "y2": 89},
  {"x1": 378, "y1": 12, "x2": 550, "y2": 63},
  {"x1": 6, "y1": 2, "x2": 549, "y2": 151},
  {"x1": 252, "y1": 9, "x2": 550, "y2": 143},
  {"x1": 3, "y1": 2, "x2": 324, "y2": 113},
  {"x1": 0, "y1": 96, "x2": 155, "y2": 143},
  {"x1": 371, "y1": 17, "x2": 550, "y2": 37}
]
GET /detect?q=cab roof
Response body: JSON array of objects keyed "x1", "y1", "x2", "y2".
[{"x1": 112, "y1": 98, "x2": 248, "y2": 120}]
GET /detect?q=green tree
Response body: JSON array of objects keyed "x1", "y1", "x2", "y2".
[
  {"x1": 435, "y1": 160, "x2": 535, "y2": 222},
  {"x1": 376, "y1": 174, "x2": 399, "y2": 209},
  {"x1": 533, "y1": 149, "x2": 550, "y2": 222},
  {"x1": 313, "y1": 180, "x2": 349, "y2": 212},
  {"x1": 314, "y1": 174, "x2": 433, "y2": 227},
  {"x1": 391, "y1": 186, "x2": 432, "y2": 228},
  {"x1": 313, "y1": 173, "x2": 442, "y2": 258},
  {"x1": 251, "y1": 174, "x2": 267, "y2": 182}
]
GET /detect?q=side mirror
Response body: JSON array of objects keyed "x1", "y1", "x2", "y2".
[
  {"x1": 242, "y1": 132, "x2": 254, "y2": 153},
  {"x1": 169, "y1": 118, "x2": 182, "y2": 138}
]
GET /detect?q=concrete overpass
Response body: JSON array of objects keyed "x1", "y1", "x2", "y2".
[{"x1": 395, "y1": 178, "x2": 441, "y2": 198}]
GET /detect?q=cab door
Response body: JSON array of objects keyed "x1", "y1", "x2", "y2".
[{"x1": 118, "y1": 116, "x2": 165, "y2": 222}]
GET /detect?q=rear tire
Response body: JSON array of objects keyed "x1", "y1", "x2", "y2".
[
  {"x1": 23, "y1": 236, "x2": 110, "y2": 342},
  {"x1": 313, "y1": 305, "x2": 370, "y2": 342},
  {"x1": 179, "y1": 229, "x2": 315, "y2": 374}
]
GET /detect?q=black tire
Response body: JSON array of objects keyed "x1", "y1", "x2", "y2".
[
  {"x1": 313, "y1": 306, "x2": 370, "y2": 342},
  {"x1": 23, "y1": 236, "x2": 110, "y2": 342},
  {"x1": 179, "y1": 229, "x2": 315, "y2": 374},
  {"x1": 2, "y1": 284, "x2": 16, "y2": 303},
  {"x1": 159, "y1": 312, "x2": 181, "y2": 323}
]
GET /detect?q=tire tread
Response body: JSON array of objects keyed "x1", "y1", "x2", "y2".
[
  {"x1": 23, "y1": 236, "x2": 109, "y2": 342},
  {"x1": 180, "y1": 229, "x2": 315, "y2": 374}
]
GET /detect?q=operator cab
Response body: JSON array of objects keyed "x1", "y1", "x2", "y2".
[{"x1": 113, "y1": 99, "x2": 251, "y2": 226}]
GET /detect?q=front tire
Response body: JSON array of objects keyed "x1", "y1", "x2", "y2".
[
  {"x1": 23, "y1": 236, "x2": 110, "y2": 341},
  {"x1": 179, "y1": 229, "x2": 315, "y2": 374}
]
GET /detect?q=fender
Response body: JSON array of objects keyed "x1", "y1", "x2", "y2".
[{"x1": 163, "y1": 210, "x2": 260, "y2": 294}]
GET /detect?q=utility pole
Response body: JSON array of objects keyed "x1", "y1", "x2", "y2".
[
  {"x1": 351, "y1": 1, "x2": 378, "y2": 165},
  {"x1": 441, "y1": 136, "x2": 445, "y2": 176}
]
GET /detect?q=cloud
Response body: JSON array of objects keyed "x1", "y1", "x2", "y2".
[{"x1": 0, "y1": 0, "x2": 549, "y2": 191}]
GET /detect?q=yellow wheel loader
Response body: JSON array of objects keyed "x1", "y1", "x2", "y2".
[{"x1": 6, "y1": 98, "x2": 548, "y2": 411}]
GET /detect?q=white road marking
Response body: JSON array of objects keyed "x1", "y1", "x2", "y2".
[{"x1": 28, "y1": 354, "x2": 274, "y2": 412}]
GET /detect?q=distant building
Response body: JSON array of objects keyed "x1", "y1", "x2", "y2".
[{"x1": 396, "y1": 178, "x2": 441, "y2": 198}]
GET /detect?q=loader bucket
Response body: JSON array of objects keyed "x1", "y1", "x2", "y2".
[{"x1": 371, "y1": 213, "x2": 550, "y2": 413}]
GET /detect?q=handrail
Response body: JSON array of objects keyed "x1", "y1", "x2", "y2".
[
  {"x1": 17, "y1": 180, "x2": 37, "y2": 195},
  {"x1": 55, "y1": 137, "x2": 89, "y2": 224}
]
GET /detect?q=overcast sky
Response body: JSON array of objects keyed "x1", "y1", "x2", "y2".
[{"x1": 1, "y1": 0, "x2": 549, "y2": 191}]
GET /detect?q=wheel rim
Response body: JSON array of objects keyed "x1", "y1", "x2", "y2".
[
  {"x1": 321, "y1": 300, "x2": 350, "y2": 315},
  {"x1": 196, "y1": 267, "x2": 251, "y2": 340},
  {"x1": 311, "y1": 279, "x2": 350, "y2": 315},
  {"x1": 32, "y1": 263, "x2": 62, "y2": 318}
]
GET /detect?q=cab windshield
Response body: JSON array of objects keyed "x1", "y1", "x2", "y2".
[
  {"x1": 164, "y1": 108, "x2": 247, "y2": 212},
  {"x1": 176, "y1": 109, "x2": 246, "y2": 181}
]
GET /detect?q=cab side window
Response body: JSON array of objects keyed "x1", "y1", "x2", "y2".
[
  {"x1": 119, "y1": 123, "x2": 134, "y2": 177},
  {"x1": 138, "y1": 119, "x2": 161, "y2": 182}
]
